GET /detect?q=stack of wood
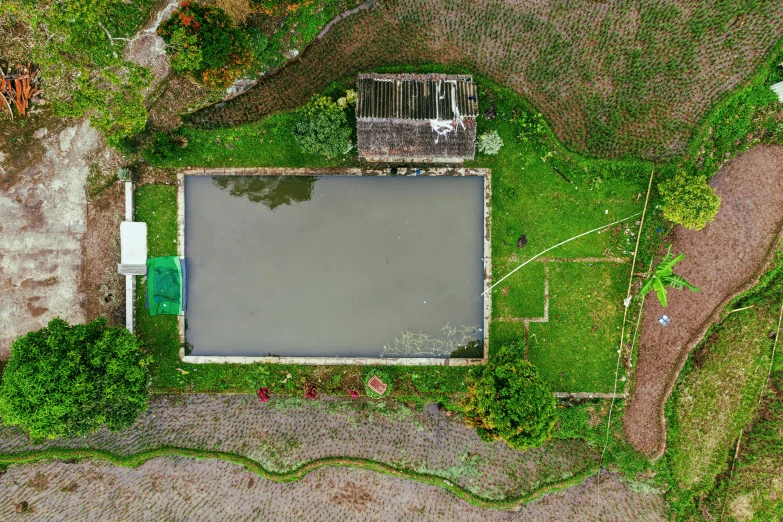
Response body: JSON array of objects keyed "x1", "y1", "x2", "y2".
[{"x1": 0, "y1": 64, "x2": 41, "y2": 118}]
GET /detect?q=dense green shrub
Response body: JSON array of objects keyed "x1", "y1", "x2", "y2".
[
  {"x1": 158, "y1": 1, "x2": 254, "y2": 88},
  {"x1": 364, "y1": 369, "x2": 393, "y2": 399},
  {"x1": 477, "y1": 130, "x2": 504, "y2": 155},
  {"x1": 658, "y1": 172, "x2": 721, "y2": 230},
  {"x1": 292, "y1": 94, "x2": 353, "y2": 157},
  {"x1": 4, "y1": 0, "x2": 157, "y2": 146},
  {"x1": 464, "y1": 346, "x2": 557, "y2": 450},
  {"x1": 142, "y1": 132, "x2": 188, "y2": 164},
  {"x1": 56, "y1": 64, "x2": 152, "y2": 146},
  {"x1": 0, "y1": 318, "x2": 150, "y2": 440}
]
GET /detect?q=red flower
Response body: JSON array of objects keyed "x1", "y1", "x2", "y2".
[
  {"x1": 256, "y1": 387, "x2": 270, "y2": 403},
  {"x1": 350, "y1": 389, "x2": 358, "y2": 399},
  {"x1": 305, "y1": 383, "x2": 318, "y2": 400}
]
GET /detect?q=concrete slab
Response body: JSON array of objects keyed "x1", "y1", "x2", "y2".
[{"x1": 0, "y1": 119, "x2": 101, "y2": 357}]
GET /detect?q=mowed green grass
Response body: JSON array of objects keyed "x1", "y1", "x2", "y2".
[
  {"x1": 491, "y1": 262, "x2": 546, "y2": 319},
  {"x1": 146, "y1": 112, "x2": 343, "y2": 169},
  {"x1": 528, "y1": 262, "x2": 628, "y2": 393},
  {"x1": 479, "y1": 83, "x2": 643, "y2": 393},
  {"x1": 133, "y1": 185, "x2": 182, "y2": 386}
]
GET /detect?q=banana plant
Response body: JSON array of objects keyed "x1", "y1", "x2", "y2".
[{"x1": 639, "y1": 244, "x2": 700, "y2": 307}]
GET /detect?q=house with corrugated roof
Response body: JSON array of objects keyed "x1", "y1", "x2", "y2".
[{"x1": 356, "y1": 73, "x2": 478, "y2": 163}]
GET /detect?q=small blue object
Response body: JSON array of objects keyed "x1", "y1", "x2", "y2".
[
  {"x1": 415, "y1": 169, "x2": 422, "y2": 175},
  {"x1": 657, "y1": 227, "x2": 662, "y2": 233},
  {"x1": 658, "y1": 314, "x2": 671, "y2": 326}
]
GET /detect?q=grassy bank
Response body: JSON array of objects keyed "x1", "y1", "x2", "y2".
[{"x1": 663, "y1": 246, "x2": 783, "y2": 519}]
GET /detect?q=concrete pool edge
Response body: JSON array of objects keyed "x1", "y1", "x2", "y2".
[{"x1": 176, "y1": 167, "x2": 491, "y2": 366}]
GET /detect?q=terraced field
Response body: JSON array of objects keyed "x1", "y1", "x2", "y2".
[
  {"x1": 191, "y1": 0, "x2": 783, "y2": 160},
  {"x1": 0, "y1": 394, "x2": 599, "y2": 502},
  {"x1": 0, "y1": 459, "x2": 668, "y2": 521}
]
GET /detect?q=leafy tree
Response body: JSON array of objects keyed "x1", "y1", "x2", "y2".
[
  {"x1": 3, "y1": 0, "x2": 156, "y2": 146},
  {"x1": 212, "y1": 175, "x2": 315, "y2": 210},
  {"x1": 639, "y1": 244, "x2": 700, "y2": 307},
  {"x1": 293, "y1": 94, "x2": 353, "y2": 158},
  {"x1": 0, "y1": 318, "x2": 150, "y2": 440},
  {"x1": 158, "y1": 1, "x2": 254, "y2": 89},
  {"x1": 464, "y1": 346, "x2": 557, "y2": 450},
  {"x1": 477, "y1": 130, "x2": 504, "y2": 155},
  {"x1": 658, "y1": 172, "x2": 721, "y2": 230}
]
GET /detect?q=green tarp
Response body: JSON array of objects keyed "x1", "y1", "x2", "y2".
[{"x1": 146, "y1": 256, "x2": 183, "y2": 316}]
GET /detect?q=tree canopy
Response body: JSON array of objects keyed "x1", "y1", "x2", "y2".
[
  {"x1": 293, "y1": 94, "x2": 353, "y2": 158},
  {"x1": 212, "y1": 175, "x2": 315, "y2": 210},
  {"x1": 0, "y1": 318, "x2": 150, "y2": 440},
  {"x1": 658, "y1": 172, "x2": 721, "y2": 231},
  {"x1": 464, "y1": 346, "x2": 557, "y2": 450},
  {"x1": 158, "y1": 1, "x2": 254, "y2": 88}
]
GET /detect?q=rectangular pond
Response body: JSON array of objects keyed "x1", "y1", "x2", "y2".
[{"x1": 183, "y1": 173, "x2": 486, "y2": 359}]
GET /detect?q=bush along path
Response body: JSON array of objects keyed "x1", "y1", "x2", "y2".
[
  {"x1": 624, "y1": 145, "x2": 783, "y2": 459},
  {"x1": 0, "y1": 394, "x2": 599, "y2": 505}
]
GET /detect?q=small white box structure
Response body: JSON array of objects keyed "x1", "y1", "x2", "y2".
[
  {"x1": 118, "y1": 222, "x2": 148, "y2": 275},
  {"x1": 118, "y1": 181, "x2": 148, "y2": 332},
  {"x1": 772, "y1": 81, "x2": 783, "y2": 102}
]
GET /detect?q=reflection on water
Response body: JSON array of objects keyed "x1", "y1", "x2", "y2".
[
  {"x1": 211, "y1": 176, "x2": 316, "y2": 210},
  {"x1": 382, "y1": 324, "x2": 482, "y2": 357}
]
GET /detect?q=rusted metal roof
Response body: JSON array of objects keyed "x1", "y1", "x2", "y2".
[
  {"x1": 356, "y1": 73, "x2": 479, "y2": 121},
  {"x1": 357, "y1": 118, "x2": 476, "y2": 162}
]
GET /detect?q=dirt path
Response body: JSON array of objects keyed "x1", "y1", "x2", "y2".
[
  {"x1": 624, "y1": 144, "x2": 783, "y2": 458},
  {"x1": 0, "y1": 459, "x2": 667, "y2": 521}
]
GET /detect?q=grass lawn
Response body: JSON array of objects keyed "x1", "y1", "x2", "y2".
[
  {"x1": 528, "y1": 262, "x2": 628, "y2": 393},
  {"x1": 492, "y1": 255, "x2": 546, "y2": 320},
  {"x1": 144, "y1": 112, "x2": 342, "y2": 169}
]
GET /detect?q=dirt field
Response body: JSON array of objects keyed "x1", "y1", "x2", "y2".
[
  {"x1": 0, "y1": 395, "x2": 599, "y2": 501},
  {"x1": 624, "y1": 144, "x2": 783, "y2": 458},
  {"x1": 0, "y1": 115, "x2": 130, "y2": 358},
  {"x1": 190, "y1": 0, "x2": 783, "y2": 160},
  {"x1": 0, "y1": 120, "x2": 97, "y2": 358},
  {"x1": 0, "y1": 458, "x2": 667, "y2": 521}
]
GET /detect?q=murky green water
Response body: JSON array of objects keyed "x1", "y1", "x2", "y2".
[{"x1": 185, "y1": 175, "x2": 484, "y2": 357}]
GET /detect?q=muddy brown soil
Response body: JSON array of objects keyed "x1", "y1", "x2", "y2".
[
  {"x1": 0, "y1": 459, "x2": 667, "y2": 521},
  {"x1": 80, "y1": 181, "x2": 126, "y2": 326},
  {"x1": 624, "y1": 144, "x2": 783, "y2": 458}
]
